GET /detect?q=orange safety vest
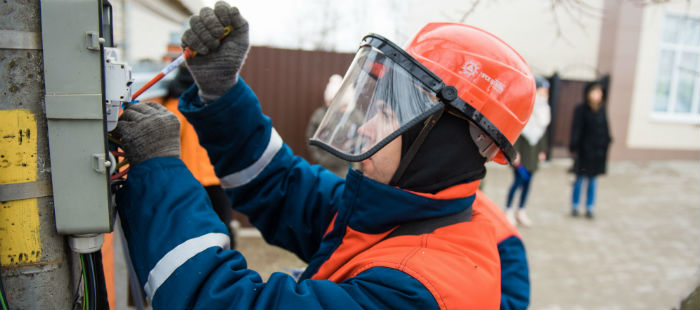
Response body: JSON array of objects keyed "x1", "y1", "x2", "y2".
[
  {"x1": 310, "y1": 182, "x2": 501, "y2": 309},
  {"x1": 475, "y1": 190, "x2": 521, "y2": 243},
  {"x1": 155, "y1": 97, "x2": 220, "y2": 187}
]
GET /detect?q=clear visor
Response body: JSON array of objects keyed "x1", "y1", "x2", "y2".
[{"x1": 310, "y1": 46, "x2": 443, "y2": 162}]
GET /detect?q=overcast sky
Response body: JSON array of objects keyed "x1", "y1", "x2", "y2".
[{"x1": 204, "y1": 0, "x2": 449, "y2": 52}]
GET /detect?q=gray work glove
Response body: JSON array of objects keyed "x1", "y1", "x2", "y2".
[
  {"x1": 113, "y1": 102, "x2": 180, "y2": 166},
  {"x1": 181, "y1": 1, "x2": 250, "y2": 103}
]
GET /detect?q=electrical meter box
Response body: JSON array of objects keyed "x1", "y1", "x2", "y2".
[{"x1": 41, "y1": 0, "x2": 132, "y2": 234}]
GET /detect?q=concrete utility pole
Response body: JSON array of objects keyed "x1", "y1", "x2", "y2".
[{"x1": 0, "y1": 0, "x2": 74, "y2": 308}]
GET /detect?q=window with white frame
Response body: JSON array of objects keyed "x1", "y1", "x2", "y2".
[{"x1": 653, "y1": 13, "x2": 700, "y2": 122}]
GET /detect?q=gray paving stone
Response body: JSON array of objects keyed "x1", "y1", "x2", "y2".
[{"x1": 482, "y1": 159, "x2": 700, "y2": 309}]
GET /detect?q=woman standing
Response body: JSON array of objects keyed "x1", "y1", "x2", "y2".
[
  {"x1": 505, "y1": 76, "x2": 551, "y2": 227},
  {"x1": 569, "y1": 81, "x2": 612, "y2": 219}
]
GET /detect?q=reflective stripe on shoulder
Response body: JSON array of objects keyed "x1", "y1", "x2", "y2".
[
  {"x1": 220, "y1": 128, "x2": 283, "y2": 189},
  {"x1": 144, "y1": 233, "x2": 230, "y2": 300}
]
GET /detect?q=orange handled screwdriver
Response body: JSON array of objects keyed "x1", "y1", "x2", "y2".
[{"x1": 130, "y1": 25, "x2": 233, "y2": 101}]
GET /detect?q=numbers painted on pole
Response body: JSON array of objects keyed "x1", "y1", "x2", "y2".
[{"x1": 0, "y1": 110, "x2": 42, "y2": 266}]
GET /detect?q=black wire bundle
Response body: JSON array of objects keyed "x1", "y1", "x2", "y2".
[
  {"x1": 75, "y1": 252, "x2": 110, "y2": 310},
  {"x1": 0, "y1": 268, "x2": 9, "y2": 310},
  {"x1": 90, "y1": 252, "x2": 110, "y2": 310}
]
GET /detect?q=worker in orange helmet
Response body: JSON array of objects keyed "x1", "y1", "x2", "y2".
[{"x1": 113, "y1": 1, "x2": 535, "y2": 309}]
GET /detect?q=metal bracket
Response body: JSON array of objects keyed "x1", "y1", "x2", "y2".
[
  {"x1": 85, "y1": 31, "x2": 103, "y2": 51},
  {"x1": 92, "y1": 153, "x2": 111, "y2": 174},
  {"x1": 0, "y1": 180, "x2": 53, "y2": 202},
  {"x1": 0, "y1": 30, "x2": 42, "y2": 50}
]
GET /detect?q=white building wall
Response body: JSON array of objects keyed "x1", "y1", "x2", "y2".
[
  {"x1": 111, "y1": 0, "x2": 202, "y2": 64},
  {"x1": 627, "y1": 1, "x2": 700, "y2": 150},
  {"x1": 125, "y1": 1, "x2": 191, "y2": 63}
]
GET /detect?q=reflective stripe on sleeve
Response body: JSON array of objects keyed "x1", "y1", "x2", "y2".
[
  {"x1": 144, "y1": 233, "x2": 230, "y2": 300},
  {"x1": 220, "y1": 128, "x2": 283, "y2": 189}
]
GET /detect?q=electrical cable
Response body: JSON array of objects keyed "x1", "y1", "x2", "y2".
[
  {"x1": 109, "y1": 167, "x2": 129, "y2": 181},
  {"x1": 107, "y1": 136, "x2": 123, "y2": 146},
  {"x1": 79, "y1": 254, "x2": 88, "y2": 310},
  {"x1": 109, "y1": 134, "x2": 129, "y2": 181},
  {"x1": 87, "y1": 254, "x2": 97, "y2": 310},
  {"x1": 0, "y1": 288, "x2": 7, "y2": 310},
  {"x1": 77, "y1": 252, "x2": 111, "y2": 310},
  {"x1": 111, "y1": 180, "x2": 126, "y2": 194},
  {"x1": 130, "y1": 25, "x2": 233, "y2": 101},
  {"x1": 91, "y1": 251, "x2": 110, "y2": 310},
  {"x1": 110, "y1": 150, "x2": 129, "y2": 180},
  {"x1": 114, "y1": 159, "x2": 129, "y2": 170},
  {"x1": 110, "y1": 151, "x2": 126, "y2": 158},
  {"x1": 0, "y1": 268, "x2": 9, "y2": 310},
  {"x1": 110, "y1": 179, "x2": 127, "y2": 194},
  {"x1": 80, "y1": 254, "x2": 97, "y2": 310}
]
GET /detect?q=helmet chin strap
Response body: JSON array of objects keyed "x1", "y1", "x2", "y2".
[
  {"x1": 468, "y1": 122, "x2": 499, "y2": 161},
  {"x1": 447, "y1": 107, "x2": 499, "y2": 161},
  {"x1": 389, "y1": 107, "x2": 445, "y2": 187}
]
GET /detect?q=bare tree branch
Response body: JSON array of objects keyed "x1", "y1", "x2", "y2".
[
  {"x1": 313, "y1": 0, "x2": 339, "y2": 51},
  {"x1": 550, "y1": 0, "x2": 564, "y2": 38},
  {"x1": 629, "y1": 0, "x2": 671, "y2": 6},
  {"x1": 549, "y1": 0, "x2": 576, "y2": 47},
  {"x1": 449, "y1": 0, "x2": 692, "y2": 51},
  {"x1": 560, "y1": 0, "x2": 587, "y2": 29},
  {"x1": 459, "y1": 0, "x2": 482, "y2": 23},
  {"x1": 451, "y1": 0, "x2": 607, "y2": 41},
  {"x1": 568, "y1": 0, "x2": 604, "y2": 18}
]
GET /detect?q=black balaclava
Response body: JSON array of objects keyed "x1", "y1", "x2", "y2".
[{"x1": 389, "y1": 108, "x2": 487, "y2": 194}]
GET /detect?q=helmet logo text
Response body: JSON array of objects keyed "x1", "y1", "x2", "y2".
[
  {"x1": 479, "y1": 72, "x2": 505, "y2": 93},
  {"x1": 461, "y1": 60, "x2": 505, "y2": 94},
  {"x1": 460, "y1": 60, "x2": 480, "y2": 77}
]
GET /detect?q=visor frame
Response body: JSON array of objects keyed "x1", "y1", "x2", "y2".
[{"x1": 362, "y1": 34, "x2": 446, "y2": 94}]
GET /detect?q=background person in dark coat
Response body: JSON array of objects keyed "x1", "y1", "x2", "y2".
[{"x1": 569, "y1": 81, "x2": 612, "y2": 219}]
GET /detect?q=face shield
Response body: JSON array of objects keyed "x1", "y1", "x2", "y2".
[
  {"x1": 309, "y1": 40, "x2": 445, "y2": 162},
  {"x1": 310, "y1": 34, "x2": 517, "y2": 164}
]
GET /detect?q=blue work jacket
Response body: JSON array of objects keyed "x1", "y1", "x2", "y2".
[{"x1": 116, "y1": 78, "x2": 529, "y2": 309}]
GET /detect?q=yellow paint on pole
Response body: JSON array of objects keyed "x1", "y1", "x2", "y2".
[{"x1": 0, "y1": 110, "x2": 41, "y2": 265}]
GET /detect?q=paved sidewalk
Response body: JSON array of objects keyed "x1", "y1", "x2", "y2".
[
  {"x1": 481, "y1": 159, "x2": 700, "y2": 309},
  {"x1": 113, "y1": 160, "x2": 700, "y2": 309}
]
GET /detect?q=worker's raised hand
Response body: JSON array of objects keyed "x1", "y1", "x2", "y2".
[
  {"x1": 182, "y1": 1, "x2": 250, "y2": 103},
  {"x1": 113, "y1": 102, "x2": 180, "y2": 166}
]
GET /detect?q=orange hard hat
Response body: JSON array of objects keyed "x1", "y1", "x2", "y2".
[{"x1": 405, "y1": 23, "x2": 536, "y2": 164}]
